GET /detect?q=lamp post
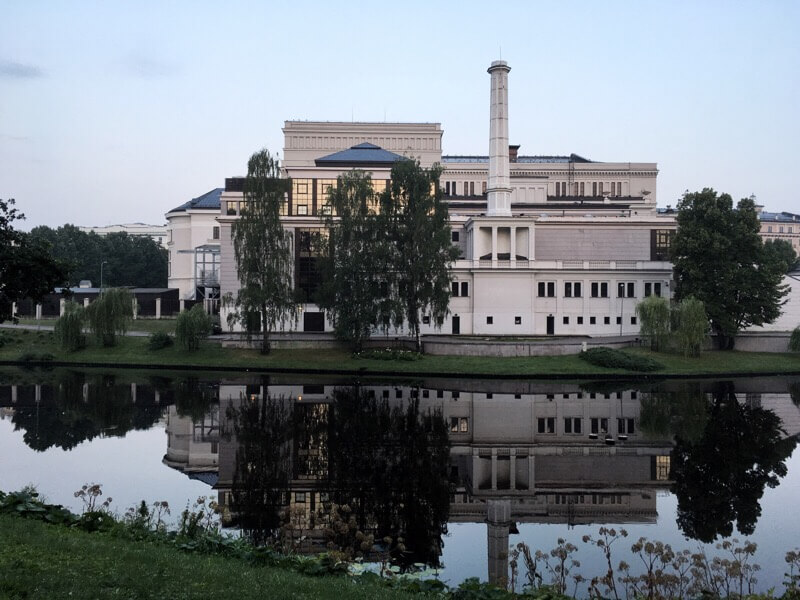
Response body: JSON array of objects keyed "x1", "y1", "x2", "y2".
[{"x1": 100, "y1": 260, "x2": 108, "y2": 293}]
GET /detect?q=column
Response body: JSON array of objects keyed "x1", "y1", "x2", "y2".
[
  {"x1": 35, "y1": 304, "x2": 42, "y2": 320},
  {"x1": 131, "y1": 383, "x2": 137, "y2": 404},
  {"x1": 11, "y1": 386, "x2": 17, "y2": 404},
  {"x1": 491, "y1": 227, "x2": 498, "y2": 263},
  {"x1": 155, "y1": 298, "x2": 161, "y2": 320},
  {"x1": 491, "y1": 448, "x2": 498, "y2": 490},
  {"x1": 83, "y1": 298, "x2": 90, "y2": 308},
  {"x1": 132, "y1": 299, "x2": 138, "y2": 320},
  {"x1": 510, "y1": 449, "x2": 517, "y2": 490},
  {"x1": 59, "y1": 298, "x2": 66, "y2": 316},
  {"x1": 179, "y1": 299, "x2": 185, "y2": 312},
  {"x1": 11, "y1": 302, "x2": 17, "y2": 319},
  {"x1": 510, "y1": 226, "x2": 517, "y2": 266}
]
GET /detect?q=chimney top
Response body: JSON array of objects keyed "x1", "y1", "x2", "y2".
[
  {"x1": 488, "y1": 60, "x2": 511, "y2": 74},
  {"x1": 509, "y1": 145, "x2": 520, "y2": 162}
]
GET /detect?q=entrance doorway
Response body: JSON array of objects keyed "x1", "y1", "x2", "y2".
[
  {"x1": 452, "y1": 315, "x2": 460, "y2": 335},
  {"x1": 546, "y1": 315, "x2": 554, "y2": 336}
]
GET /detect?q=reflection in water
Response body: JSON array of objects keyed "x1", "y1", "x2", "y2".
[
  {"x1": 670, "y1": 382, "x2": 797, "y2": 543},
  {"x1": 2, "y1": 370, "x2": 800, "y2": 588},
  {"x1": 222, "y1": 385, "x2": 451, "y2": 567}
]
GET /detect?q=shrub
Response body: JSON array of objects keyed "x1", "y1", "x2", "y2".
[
  {"x1": 354, "y1": 348, "x2": 422, "y2": 361},
  {"x1": 635, "y1": 296, "x2": 671, "y2": 351},
  {"x1": 85, "y1": 288, "x2": 134, "y2": 347},
  {"x1": 175, "y1": 304, "x2": 212, "y2": 351},
  {"x1": 54, "y1": 301, "x2": 86, "y2": 352},
  {"x1": 673, "y1": 296, "x2": 708, "y2": 357},
  {"x1": 578, "y1": 347, "x2": 663, "y2": 372},
  {"x1": 148, "y1": 331, "x2": 174, "y2": 350},
  {"x1": 790, "y1": 326, "x2": 800, "y2": 352}
]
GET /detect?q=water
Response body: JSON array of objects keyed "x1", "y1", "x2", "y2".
[{"x1": 1, "y1": 368, "x2": 799, "y2": 594}]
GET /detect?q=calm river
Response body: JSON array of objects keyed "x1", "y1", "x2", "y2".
[{"x1": 1, "y1": 368, "x2": 799, "y2": 593}]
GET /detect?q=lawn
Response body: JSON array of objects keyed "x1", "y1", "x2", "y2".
[
  {"x1": 14, "y1": 317, "x2": 177, "y2": 335},
  {"x1": 0, "y1": 514, "x2": 423, "y2": 600},
  {"x1": 1, "y1": 327, "x2": 799, "y2": 378}
]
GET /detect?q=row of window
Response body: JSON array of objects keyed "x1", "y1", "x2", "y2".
[
  {"x1": 537, "y1": 417, "x2": 635, "y2": 435},
  {"x1": 538, "y1": 281, "x2": 663, "y2": 298},
  {"x1": 484, "y1": 315, "x2": 638, "y2": 326},
  {"x1": 765, "y1": 225, "x2": 794, "y2": 233},
  {"x1": 554, "y1": 181, "x2": 624, "y2": 197},
  {"x1": 444, "y1": 181, "x2": 486, "y2": 197},
  {"x1": 370, "y1": 389, "x2": 637, "y2": 400}
]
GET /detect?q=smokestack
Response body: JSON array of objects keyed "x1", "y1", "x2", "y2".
[{"x1": 487, "y1": 60, "x2": 512, "y2": 217}]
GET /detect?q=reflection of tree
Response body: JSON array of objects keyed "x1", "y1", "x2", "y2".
[
  {"x1": 11, "y1": 371, "x2": 163, "y2": 451},
  {"x1": 670, "y1": 382, "x2": 796, "y2": 542},
  {"x1": 173, "y1": 377, "x2": 218, "y2": 421},
  {"x1": 227, "y1": 386, "x2": 451, "y2": 567},
  {"x1": 639, "y1": 387, "x2": 709, "y2": 443}
]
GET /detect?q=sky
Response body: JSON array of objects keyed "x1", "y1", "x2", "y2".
[{"x1": 1, "y1": 0, "x2": 798, "y2": 229}]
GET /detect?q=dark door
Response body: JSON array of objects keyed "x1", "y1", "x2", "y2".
[
  {"x1": 546, "y1": 315, "x2": 555, "y2": 336},
  {"x1": 303, "y1": 311, "x2": 325, "y2": 332},
  {"x1": 452, "y1": 315, "x2": 460, "y2": 335}
]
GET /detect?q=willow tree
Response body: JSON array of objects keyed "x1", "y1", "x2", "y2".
[
  {"x1": 635, "y1": 295, "x2": 671, "y2": 351},
  {"x1": 85, "y1": 287, "x2": 133, "y2": 346},
  {"x1": 230, "y1": 149, "x2": 296, "y2": 354},
  {"x1": 379, "y1": 159, "x2": 459, "y2": 352},
  {"x1": 318, "y1": 171, "x2": 388, "y2": 351}
]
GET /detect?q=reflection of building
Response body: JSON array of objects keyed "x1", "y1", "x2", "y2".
[{"x1": 162, "y1": 405, "x2": 220, "y2": 484}]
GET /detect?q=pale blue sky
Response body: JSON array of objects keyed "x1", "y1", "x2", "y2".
[{"x1": 1, "y1": 0, "x2": 798, "y2": 228}]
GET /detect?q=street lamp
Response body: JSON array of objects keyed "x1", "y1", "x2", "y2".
[{"x1": 100, "y1": 260, "x2": 108, "y2": 292}]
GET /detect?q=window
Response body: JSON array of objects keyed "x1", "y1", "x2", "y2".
[
  {"x1": 631, "y1": 316, "x2": 637, "y2": 325},
  {"x1": 212, "y1": 226, "x2": 220, "y2": 240},
  {"x1": 537, "y1": 417, "x2": 555, "y2": 434},
  {"x1": 577, "y1": 316, "x2": 584, "y2": 324},
  {"x1": 395, "y1": 389, "x2": 402, "y2": 399},
  {"x1": 422, "y1": 315, "x2": 430, "y2": 325},
  {"x1": 789, "y1": 226, "x2": 794, "y2": 233},
  {"x1": 538, "y1": 281, "x2": 556, "y2": 297},
  {"x1": 450, "y1": 417, "x2": 469, "y2": 433},
  {"x1": 482, "y1": 181, "x2": 488, "y2": 195},
  {"x1": 617, "y1": 282, "x2": 635, "y2": 298},
  {"x1": 452, "y1": 391, "x2": 460, "y2": 399},
  {"x1": 452, "y1": 231, "x2": 460, "y2": 242},
  {"x1": 592, "y1": 182, "x2": 597, "y2": 196},
  {"x1": 616, "y1": 316, "x2": 622, "y2": 325},
  {"x1": 452, "y1": 282, "x2": 459, "y2": 296},
  {"x1": 422, "y1": 389, "x2": 429, "y2": 398},
  {"x1": 590, "y1": 316, "x2": 596, "y2": 324},
  {"x1": 565, "y1": 282, "x2": 582, "y2": 297},
  {"x1": 564, "y1": 417, "x2": 582, "y2": 434},
  {"x1": 598, "y1": 182, "x2": 604, "y2": 195},
  {"x1": 226, "y1": 201, "x2": 238, "y2": 216},
  {"x1": 591, "y1": 282, "x2": 609, "y2": 298},
  {"x1": 604, "y1": 316, "x2": 610, "y2": 325},
  {"x1": 445, "y1": 182, "x2": 451, "y2": 196},
  {"x1": 780, "y1": 226, "x2": 784, "y2": 233},
  {"x1": 563, "y1": 316, "x2": 569, "y2": 325},
  {"x1": 617, "y1": 182, "x2": 622, "y2": 196},
  {"x1": 486, "y1": 393, "x2": 493, "y2": 399},
  {"x1": 580, "y1": 182, "x2": 585, "y2": 196},
  {"x1": 515, "y1": 316, "x2": 521, "y2": 325},
  {"x1": 295, "y1": 492, "x2": 306, "y2": 502},
  {"x1": 437, "y1": 390, "x2": 444, "y2": 398},
  {"x1": 292, "y1": 179, "x2": 313, "y2": 216},
  {"x1": 618, "y1": 418, "x2": 635, "y2": 434},
  {"x1": 644, "y1": 282, "x2": 662, "y2": 297},
  {"x1": 655, "y1": 456, "x2": 670, "y2": 481},
  {"x1": 651, "y1": 229, "x2": 673, "y2": 261},
  {"x1": 486, "y1": 316, "x2": 493, "y2": 324},
  {"x1": 382, "y1": 389, "x2": 389, "y2": 398},
  {"x1": 591, "y1": 417, "x2": 609, "y2": 434},
  {"x1": 470, "y1": 182, "x2": 475, "y2": 196},
  {"x1": 461, "y1": 282, "x2": 469, "y2": 297}
]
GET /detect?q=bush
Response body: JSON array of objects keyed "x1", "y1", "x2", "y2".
[
  {"x1": 673, "y1": 296, "x2": 708, "y2": 357},
  {"x1": 790, "y1": 326, "x2": 800, "y2": 352},
  {"x1": 85, "y1": 288, "x2": 134, "y2": 347},
  {"x1": 54, "y1": 301, "x2": 86, "y2": 352},
  {"x1": 354, "y1": 348, "x2": 422, "y2": 361},
  {"x1": 636, "y1": 296, "x2": 671, "y2": 351},
  {"x1": 578, "y1": 347, "x2": 664, "y2": 372},
  {"x1": 176, "y1": 305, "x2": 212, "y2": 351},
  {"x1": 148, "y1": 331, "x2": 174, "y2": 351}
]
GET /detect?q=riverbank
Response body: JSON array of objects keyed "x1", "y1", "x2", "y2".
[
  {"x1": 1, "y1": 327, "x2": 799, "y2": 378},
  {"x1": 0, "y1": 513, "x2": 425, "y2": 600}
]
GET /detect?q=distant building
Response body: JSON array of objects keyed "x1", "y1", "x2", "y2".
[
  {"x1": 757, "y1": 208, "x2": 800, "y2": 254},
  {"x1": 78, "y1": 223, "x2": 169, "y2": 248}
]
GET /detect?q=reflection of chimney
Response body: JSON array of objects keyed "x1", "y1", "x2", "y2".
[
  {"x1": 487, "y1": 60, "x2": 512, "y2": 217},
  {"x1": 509, "y1": 145, "x2": 520, "y2": 163},
  {"x1": 487, "y1": 499, "x2": 511, "y2": 587}
]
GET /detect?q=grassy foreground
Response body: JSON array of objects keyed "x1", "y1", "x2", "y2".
[
  {"x1": 0, "y1": 514, "x2": 422, "y2": 600},
  {"x1": 1, "y1": 327, "x2": 799, "y2": 378}
]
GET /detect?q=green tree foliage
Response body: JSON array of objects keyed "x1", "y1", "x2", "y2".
[
  {"x1": 0, "y1": 199, "x2": 68, "y2": 323},
  {"x1": 763, "y1": 238, "x2": 799, "y2": 273},
  {"x1": 54, "y1": 301, "x2": 86, "y2": 352},
  {"x1": 175, "y1": 304, "x2": 212, "y2": 351},
  {"x1": 85, "y1": 288, "x2": 134, "y2": 346},
  {"x1": 790, "y1": 325, "x2": 800, "y2": 352},
  {"x1": 672, "y1": 296, "x2": 709, "y2": 357},
  {"x1": 230, "y1": 149, "x2": 296, "y2": 354},
  {"x1": 318, "y1": 171, "x2": 388, "y2": 351},
  {"x1": 671, "y1": 189, "x2": 788, "y2": 349},
  {"x1": 670, "y1": 382, "x2": 796, "y2": 543},
  {"x1": 28, "y1": 225, "x2": 167, "y2": 288},
  {"x1": 635, "y1": 295, "x2": 671, "y2": 351},
  {"x1": 378, "y1": 160, "x2": 460, "y2": 352}
]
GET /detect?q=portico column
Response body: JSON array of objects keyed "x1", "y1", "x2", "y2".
[
  {"x1": 491, "y1": 227, "x2": 498, "y2": 262},
  {"x1": 510, "y1": 448, "x2": 517, "y2": 490},
  {"x1": 510, "y1": 226, "x2": 517, "y2": 266},
  {"x1": 491, "y1": 448, "x2": 498, "y2": 490}
]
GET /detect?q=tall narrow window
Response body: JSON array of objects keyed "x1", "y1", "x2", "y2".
[
  {"x1": 598, "y1": 182, "x2": 604, "y2": 195},
  {"x1": 452, "y1": 282, "x2": 459, "y2": 297},
  {"x1": 470, "y1": 182, "x2": 475, "y2": 196},
  {"x1": 617, "y1": 182, "x2": 622, "y2": 196},
  {"x1": 592, "y1": 182, "x2": 597, "y2": 196},
  {"x1": 565, "y1": 282, "x2": 573, "y2": 297},
  {"x1": 461, "y1": 282, "x2": 469, "y2": 297},
  {"x1": 580, "y1": 182, "x2": 585, "y2": 196}
]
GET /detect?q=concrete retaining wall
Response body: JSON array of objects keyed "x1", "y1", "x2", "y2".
[{"x1": 422, "y1": 336, "x2": 641, "y2": 357}]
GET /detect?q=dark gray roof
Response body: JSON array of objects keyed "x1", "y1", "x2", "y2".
[
  {"x1": 759, "y1": 211, "x2": 800, "y2": 223},
  {"x1": 443, "y1": 153, "x2": 592, "y2": 164},
  {"x1": 168, "y1": 188, "x2": 223, "y2": 214},
  {"x1": 315, "y1": 142, "x2": 406, "y2": 167}
]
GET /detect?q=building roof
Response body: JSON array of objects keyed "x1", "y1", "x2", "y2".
[
  {"x1": 443, "y1": 153, "x2": 593, "y2": 164},
  {"x1": 314, "y1": 142, "x2": 407, "y2": 167},
  {"x1": 168, "y1": 188, "x2": 223, "y2": 214},
  {"x1": 759, "y1": 211, "x2": 800, "y2": 223}
]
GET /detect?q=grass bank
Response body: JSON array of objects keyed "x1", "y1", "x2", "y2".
[
  {"x1": 0, "y1": 513, "x2": 423, "y2": 600},
  {"x1": 1, "y1": 328, "x2": 799, "y2": 378}
]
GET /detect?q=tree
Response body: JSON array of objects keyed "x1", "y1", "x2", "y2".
[
  {"x1": 763, "y1": 238, "x2": 799, "y2": 274},
  {"x1": 635, "y1": 295, "x2": 671, "y2": 351},
  {"x1": 85, "y1": 287, "x2": 134, "y2": 346},
  {"x1": 671, "y1": 189, "x2": 788, "y2": 349},
  {"x1": 0, "y1": 199, "x2": 68, "y2": 323},
  {"x1": 175, "y1": 304, "x2": 212, "y2": 350},
  {"x1": 54, "y1": 301, "x2": 86, "y2": 351},
  {"x1": 319, "y1": 171, "x2": 388, "y2": 351},
  {"x1": 672, "y1": 296, "x2": 708, "y2": 357},
  {"x1": 230, "y1": 149, "x2": 296, "y2": 354},
  {"x1": 379, "y1": 159, "x2": 460, "y2": 352}
]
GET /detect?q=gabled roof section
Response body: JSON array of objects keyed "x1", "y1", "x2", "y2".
[
  {"x1": 168, "y1": 188, "x2": 223, "y2": 214},
  {"x1": 315, "y1": 142, "x2": 407, "y2": 167}
]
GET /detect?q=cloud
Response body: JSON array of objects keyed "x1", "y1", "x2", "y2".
[
  {"x1": 118, "y1": 55, "x2": 179, "y2": 79},
  {"x1": 0, "y1": 134, "x2": 30, "y2": 142},
  {"x1": 0, "y1": 60, "x2": 44, "y2": 79}
]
